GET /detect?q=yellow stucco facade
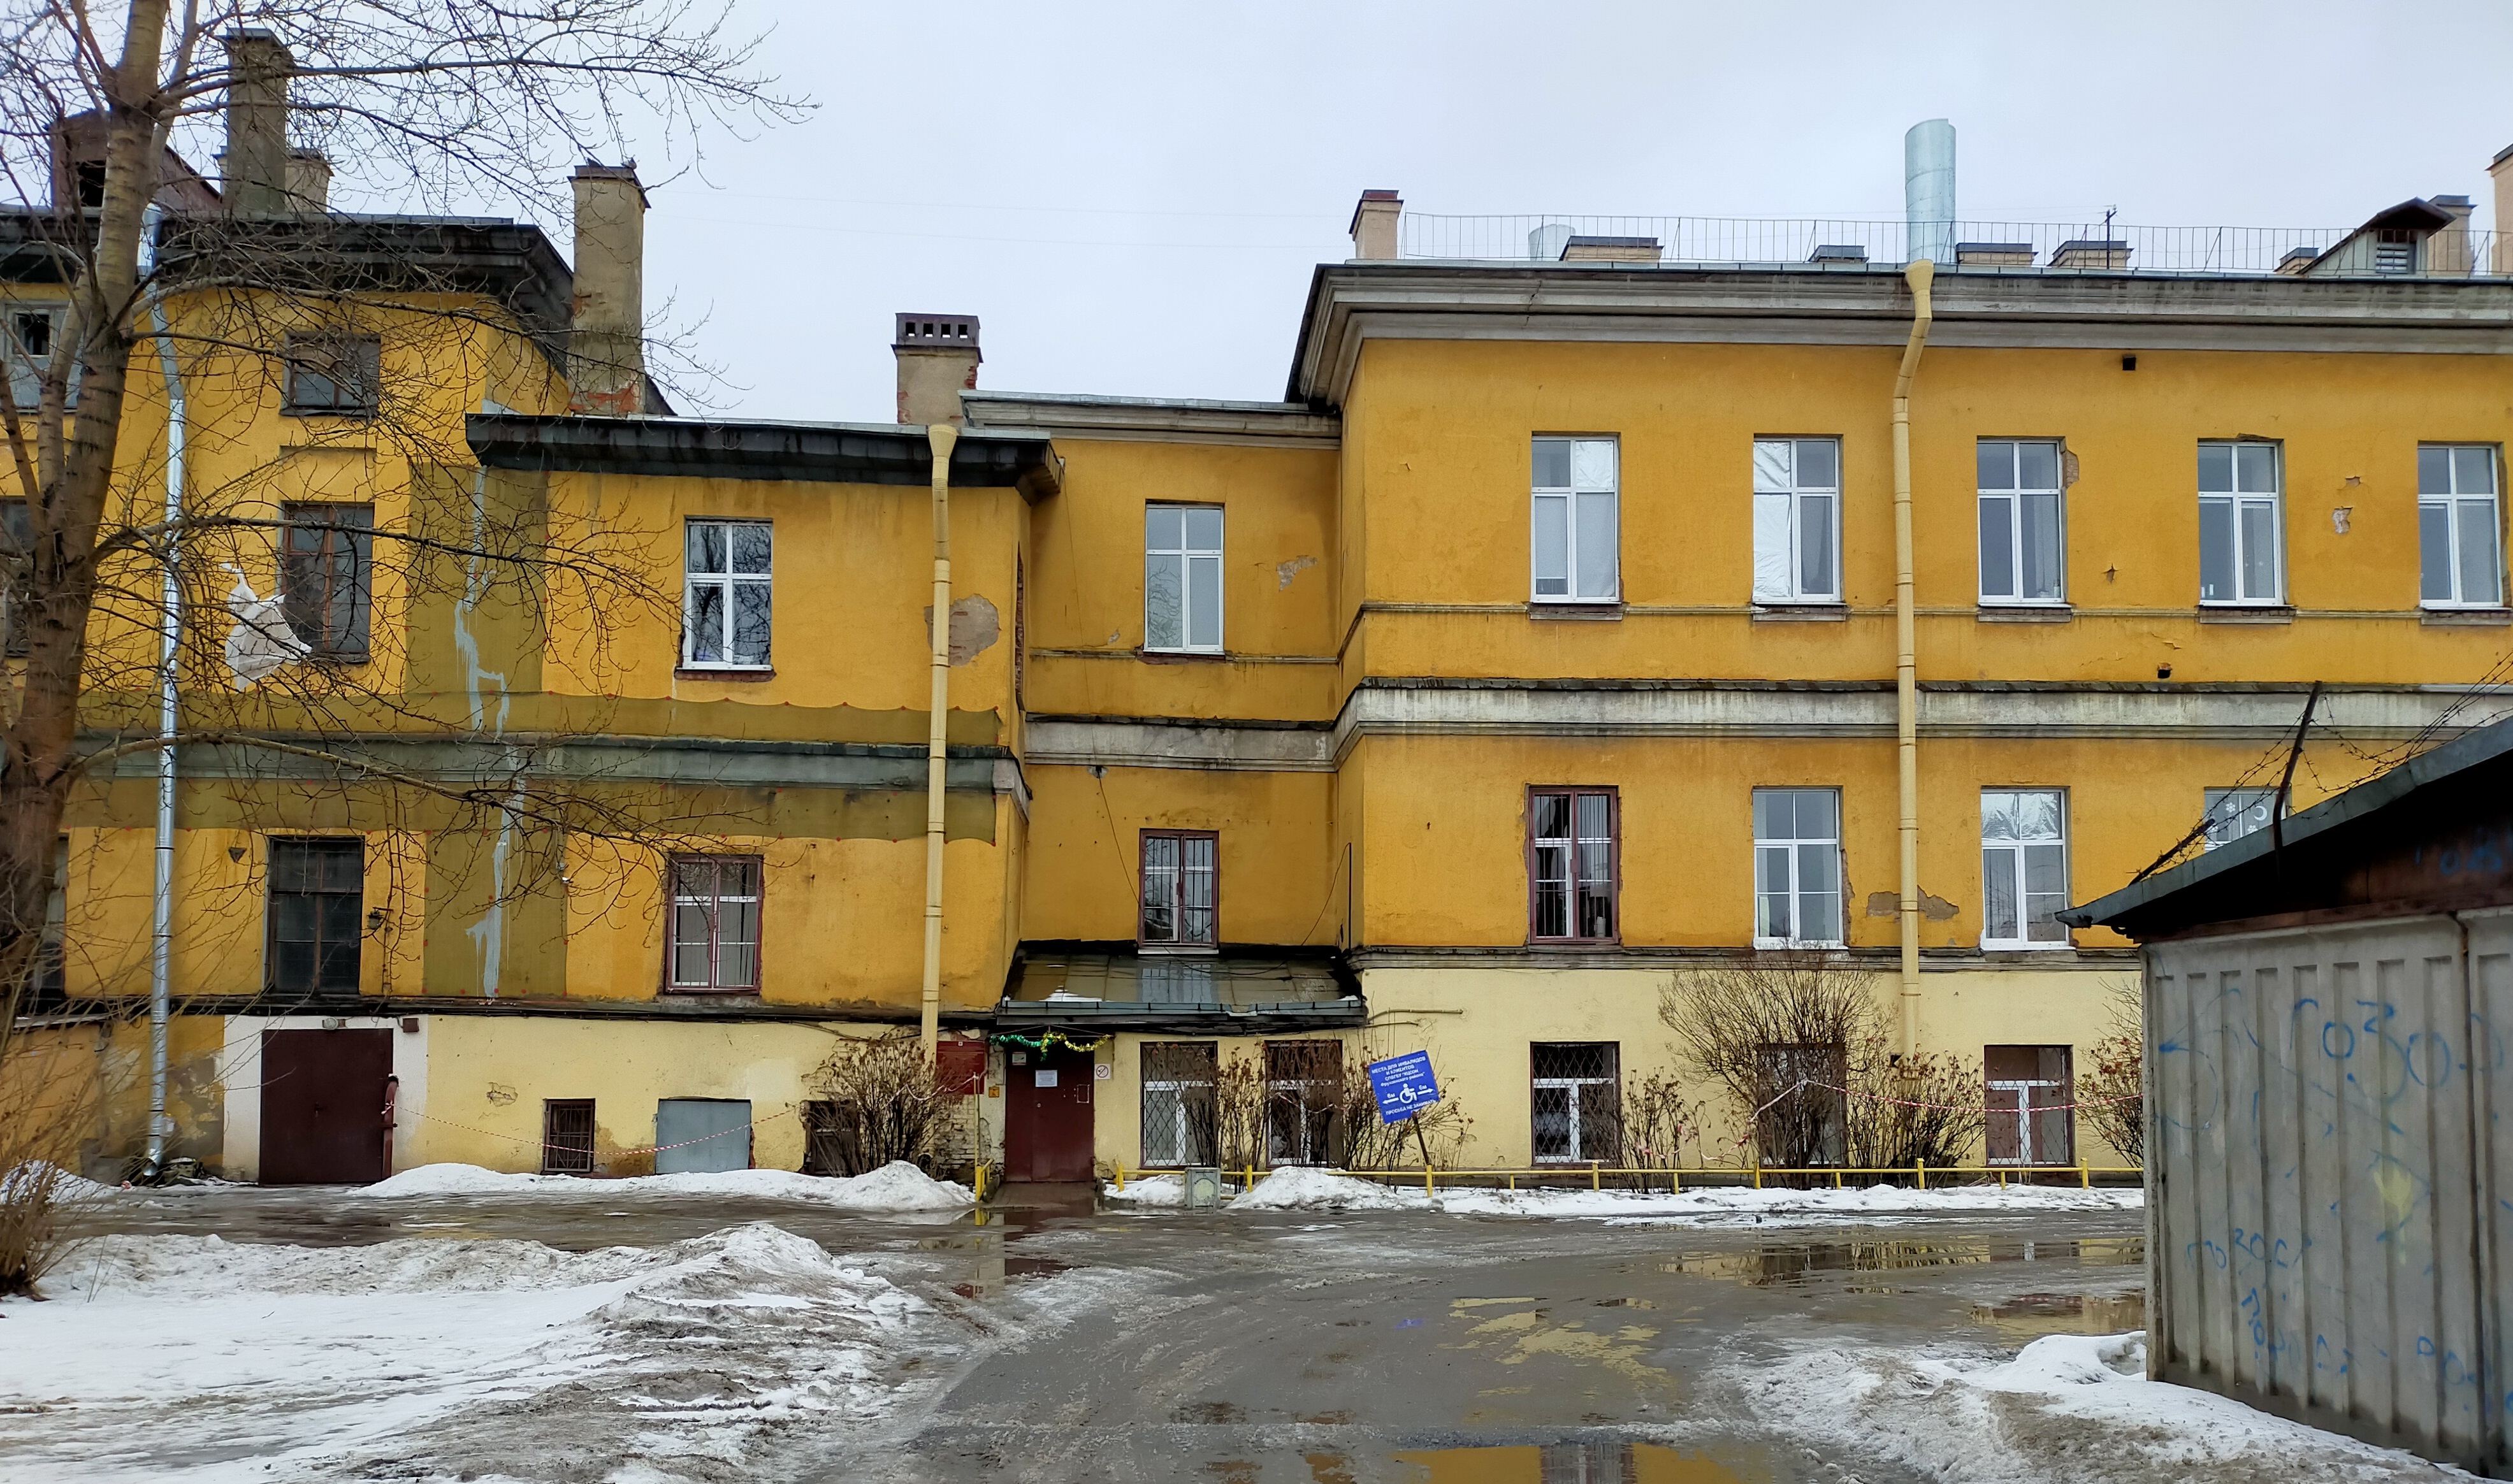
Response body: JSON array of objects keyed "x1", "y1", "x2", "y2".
[{"x1": 22, "y1": 192, "x2": 2511, "y2": 1185}]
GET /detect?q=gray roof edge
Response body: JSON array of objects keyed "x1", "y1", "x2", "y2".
[{"x1": 2060, "y1": 714, "x2": 2513, "y2": 928}]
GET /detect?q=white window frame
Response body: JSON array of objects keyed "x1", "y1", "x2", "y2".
[
  {"x1": 681, "y1": 518, "x2": 773, "y2": 670},
  {"x1": 1144, "y1": 503, "x2": 1224, "y2": 652},
  {"x1": 1752, "y1": 786, "x2": 1844, "y2": 949},
  {"x1": 2419, "y1": 444, "x2": 2503, "y2": 609},
  {"x1": 2202, "y1": 787, "x2": 2281, "y2": 851},
  {"x1": 1751, "y1": 437, "x2": 1842, "y2": 604},
  {"x1": 1981, "y1": 788, "x2": 2071, "y2": 951},
  {"x1": 2198, "y1": 441, "x2": 2284, "y2": 607},
  {"x1": 1976, "y1": 438, "x2": 2067, "y2": 605},
  {"x1": 1530, "y1": 436, "x2": 1619, "y2": 604}
]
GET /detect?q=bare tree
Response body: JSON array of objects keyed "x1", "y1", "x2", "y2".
[
  {"x1": 0, "y1": 3, "x2": 803, "y2": 1061},
  {"x1": 2076, "y1": 976, "x2": 2145, "y2": 1164}
]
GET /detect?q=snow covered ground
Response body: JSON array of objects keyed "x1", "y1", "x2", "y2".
[
  {"x1": 1106, "y1": 1165, "x2": 2142, "y2": 1223},
  {"x1": 1732, "y1": 1332, "x2": 2466, "y2": 1483},
  {"x1": 0, "y1": 1221, "x2": 962, "y2": 1483},
  {"x1": 359, "y1": 1158, "x2": 976, "y2": 1211}
]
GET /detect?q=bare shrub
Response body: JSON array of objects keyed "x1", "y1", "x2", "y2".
[
  {"x1": 802, "y1": 1034, "x2": 962, "y2": 1176},
  {"x1": 0, "y1": 1028, "x2": 98, "y2": 1295},
  {"x1": 1209, "y1": 1053, "x2": 1269, "y2": 1172},
  {"x1": 1621, "y1": 1065, "x2": 1706, "y2": 1179},
  {"x1": 2077, "y1": 976, "x2": 2145, "y2": 1164},
  {"x1": 1847, "y1": 1040, "x2": 1985, "y2": 1171},
  {"x1": 1331, "y1": 1060, "x2": 1471, "y2": 1170}
]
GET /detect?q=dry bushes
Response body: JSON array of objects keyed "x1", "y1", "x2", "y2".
[
  {"x1": 0, "y1": 1030, "x2": 98, "y2": 1296},
  {"x1": 802, "y1": 1034, "x2": 965, "y2": 1176},
  {"x1": 2076, "y1": 977, "x2": 2145, "y2": 1163}
]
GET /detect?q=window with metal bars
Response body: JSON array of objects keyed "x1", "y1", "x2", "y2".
[
  {"x1": 801, "y1": 1100, "x2": 844, "y2": 1175},
  {"x1": 1528, "y1": 787, "x2": 1617, "y2": 944},
  {"x1": 1531, "y1": 1042, "x2": 1621, "y2": 1164},
  {"x1": 279, "y1": 503, "x2": 373, "y2": 658},
  {"x1": 665, "y1": 854, "x2": 762, "y2": 990},
  {"x1": 1985, "y1": 1045, "x2": 2075, "y2": 1166},
  {"x1": 266, "y1": 837, "x2": 363, "y2": 993},
  {"x1": 541, "y1": 1099, "x2": 596, "y2": 1174},
  {"x1": 1140, "y1": 1041, "x2": 1218, "y2": 1167},
  {"x1": 1139, "y1": 830, "x2": 1217, "y2": 947},
  {"x1": 1264, "y1": 1040, "x2": 1341, "y2": 1165}
]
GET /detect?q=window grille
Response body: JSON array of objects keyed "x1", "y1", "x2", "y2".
[
  {"x1": 801, "y1": 1100, "x2": 844, "y2": 1175},
  {"x1": 1141, "y1": 1041, "x2": 1219, "y2": 1167},
  {"x1": 1264, "y1": 1040, "x2": 1341, "y2": 1165},
  {"x1": 1985, "y1": 1045, "x2": 2074, "y2": 1165},
  {"x1": 1140, "y1": 830, "x2": 1217, "y2": 946},
  {"x1": 1529, "y1": 787, "x2": 1618, "y2": 943},
  {"x1": 542, "y1": 1099, "x2": 596, "y2": 1174},
  {"x1": 1531, "y1": 1042, "x2": 1621, "y2": 1164}
]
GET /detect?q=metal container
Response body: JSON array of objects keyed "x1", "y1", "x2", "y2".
[
  {"x1": 1183, "y1": 1165, "x2": 1224, "y2": 1209},
  {"x1": 2144, "y1": 907, "x2": 2513, "y2": 1472}
]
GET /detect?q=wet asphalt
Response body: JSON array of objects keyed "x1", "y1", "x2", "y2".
[{"x1": 59, "y1": 1189, "x2": 2148, "y2": 1483}]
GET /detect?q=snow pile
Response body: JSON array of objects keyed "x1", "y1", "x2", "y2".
[
  {"x1": 2, "y1": 1221, "x2": 953, "y2": 1483},
  {"x1": 1434, "y1": 1180, "x2": 2141, "y2": 1223},
  {"x1": 1106, "y1": 1172, "x2": 1185, "y2": 1207},
  {"x1": 0, "y1": 1159, "x2": 113, "y2": 1203},
  {"x1": 363, "y1": 1158, "x2": 974, "y2": 1211},
  {"x1": 1732, "y1": 1332, "x2": 2463, "y2": 1482},
  {"x1": 1229, "y1": 1167, "x2": 1417, "y2": 1211}
]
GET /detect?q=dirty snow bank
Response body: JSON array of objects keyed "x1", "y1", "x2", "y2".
[
  {"x1": 0, "y1": 1158, "x2": 115, "y2": 1202},
  {"x1": 363, "y1": 1158, "x2": 974, "y2": 1210},
  {"x1": 1112, "y1": 1167, "x2": 2141, "y2": 1221},
  {"x1": 1734, "y1": 1332, "x2": 2462, "y2": 1483},
  {"x1": 0, "y1": 1221, "x2": 956, "y2": 1483}
]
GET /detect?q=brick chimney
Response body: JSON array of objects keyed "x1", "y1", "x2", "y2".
[
  {"x1": 893, "y1": 314, "x2": 980, "y2": 426},
  {"x1": 286, "y1": 149, "x2": 331, "y2": 213},
  {"x1": 2430, "y1": 194, "x2": 2475, "y2": 275},
  {"x1": 568, "y1": 162, "x2": 649, "y2": 416},
  {"x1": 1350, "y1": 189, "x2": 1401, "y2": 261},
  {"x1": 221, "y1": 31, "x2": 293, "y2": 217},
  {"x1": 2493, "y1": 145, "x2": 2513, "y2": 275}
]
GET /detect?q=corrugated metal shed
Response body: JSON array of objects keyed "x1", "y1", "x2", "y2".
[{"x1": 2066, "y1": 717, "x2": 2513, "y2": 1473}]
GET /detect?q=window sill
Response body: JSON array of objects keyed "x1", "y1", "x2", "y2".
[
  {"x1": 2421, "y1": 607, "x2": 2512, "y2": 626},
  {"x1": 1753, "y1": 939, "x2": 1846, "y2": 951},
  {"x1": 1527, "y1": 602, "x2": 1624, "y2": 621},
  {"x1": 301, "y1": 651, "x2": 371, "y2": 665},
  {"x1": 676, "y1": 666, "x2": 776, "y2": 681},
  {"x1": 1976, "y1": 604, "x2": 2072, "y2": 623},
  {"x1": 1528, "y1": 939, "x2": 1623, "y2": 949},
  {"x1": 660, "y1": 986, "x2": 763, "y2": 999},
  {"x1": 1751, "y1": 603, "x2": 1847, "y2": 623},
  {"x1": 1136, "y1": 943, "x2": 1219, "y2": 956},
  {"x1": 1979, "y1": 941, "x2": 2076, "y2": 953},
  {"x1": 2195, "y1": 605, "x2": 2294, "y2": 624},
  {"x1": 280, "y1": 408, "x2": 379, "y2": 421},
  {"x1": 1138, "y1": 647, "x2": 1229, "y2": 663}
]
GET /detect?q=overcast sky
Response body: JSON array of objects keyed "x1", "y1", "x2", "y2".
[{"x1": 630, "y1": 3, "x2": 2513, "y2": 421}]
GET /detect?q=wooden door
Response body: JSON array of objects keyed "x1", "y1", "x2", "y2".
[
  {"x1": 259, "y1": 1028, "x2": 394, "y2": 1185},
  {"x1": 1005, "y1": 1046, "x2": 1095, "y2": 1181}
]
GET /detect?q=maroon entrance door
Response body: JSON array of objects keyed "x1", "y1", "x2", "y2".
[
  {"x1": 261, "y1": 1028, "x2": 395, "y2": 1184},
  {"x1": 1004, "y1": 1046, "x2": 1095, "y2": 1182}
]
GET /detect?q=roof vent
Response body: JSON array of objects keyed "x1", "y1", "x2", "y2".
[
  {"x1": 893, "y1": 314, "x2": 981, "y2": 352},
  {"x1": 1560, "y1": 234, "x2": 1662, "y2": 264},
  {"x1": 1807, "y1": 243, "x2": 1869, "y2": 265},
  {"x1": 2276, "y1": 247, "x2": 2319, "y2": 276},
  {"x1": 2050, "y1": 239, "x2": 2131, "y2": 270},
  {"x1": 1954, "y1": 241, "x2": 2033, "y2": 267}
]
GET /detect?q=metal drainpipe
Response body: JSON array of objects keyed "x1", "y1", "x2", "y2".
[
  {"x1": 1892, "y1": 258, "x2": 1935, "y2": 1065},
  {"x1": 920, "y1": 422, "x2": 960, "y2": 1060},
  {"x1": 141, "y1": 203, "x2": 185, "y2": 1177}
]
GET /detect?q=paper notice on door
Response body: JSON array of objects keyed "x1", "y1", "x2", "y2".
[{"x1": 1034, "y1": 1069, "x2": 1058, "y2": 1088}]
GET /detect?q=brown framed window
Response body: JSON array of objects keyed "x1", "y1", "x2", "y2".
[
  {"x1": 1139, "y1": 830, "x2": 1217, "y2": 947},
  {"x1": 541, "y1": 1099, "x2": 596, "y2": 1175},
  {"x1": 666, "y1": 854, "x2": 762, "y2": 991},
  {"x1": 1528, "y1": 787, "x2": 1618, "y2": 943},
  {"x1": 279, "y1": 503, "x2": 373, "y2": 658},
  {"x1": 1985, "y1": 1045, "x2": 2075, "y2": 1166},
  {"x1": 283, "y1": 335, "x2": 380, "y2": 415},
  {"x1": 1264, "y1": 1041, "x2": 1342, "y2": 1166},
  {"x1": 266, "y1": 837, "x2": 363, "y2": 993}
]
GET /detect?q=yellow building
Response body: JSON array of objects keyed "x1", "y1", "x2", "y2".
[{"x1": 19, "y1": 73, "x2": 2513, "y2": 1185}]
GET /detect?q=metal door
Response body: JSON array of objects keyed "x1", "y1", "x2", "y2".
[
  {"x1": 655, "y1": 1098, "x2": 752, "y2": 1174},
  {"x1": 259, "y1": 1028, "x2": 394, "y2": 1185},
  {"x1": 1005, "y1": 1048, "x2": 1094, "y2": 1181}
]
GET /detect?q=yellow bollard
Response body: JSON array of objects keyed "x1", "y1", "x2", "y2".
[
  {"x1": 1424, "y1": 1165, "x2": 1435, "y2": 1198},
  {"x1": 1997, "y1": 1169, "x2": 2008, "y2": 1190},
  {"x1": 2080, "y1": 1163, "x2": 2090, "y2": 1190},
  {"x1": 1832, "y1": 1170, "x2": 1842, "y2": 1189},
  {"x1": 1753, "y1": 1167, "x2": 1763, "y2": 1190},
  {"x1": 1115, "y1": 1161, "x2": 1126, "y2": 1192},
  {"x1": 1915, "y1": 1160, "x2": 1928, "y2": 1191},
  {"x1": 1507, "y1": 1173, "x2": 1516, "y2": 1191},
  {"x1": 1593, "y1": 1164, "x2": 1601, "y2": 1192},
  {"x1": 1671, "y1": 1169, "x2": 1681, "y2": 1194}
]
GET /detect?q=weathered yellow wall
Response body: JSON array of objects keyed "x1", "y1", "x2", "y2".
[{"x1": 1023, "y1": 765, "x2": 1336, "y2": 944}]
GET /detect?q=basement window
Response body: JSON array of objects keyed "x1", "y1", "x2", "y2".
[
  {"x1": 683, "y1": 519, "x2": 772, "y2": 669},
  {"x1": 1532, "y1": 1042, "x2": 1621, "y2": 1164},
  {"x1": 541, "y1": 1100, "x2": 596, "y2": 1175}
]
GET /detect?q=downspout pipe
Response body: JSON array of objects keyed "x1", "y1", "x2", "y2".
[
  {"x1": 920, "y1": 423, "x2": 959, "y2": 1061},
  {"x1": 141, "y1": 203, "x2": 184, "y2": 1178},
  {"x1": 1892, "y1": 258, "x2": 1935, "y2": 1066}
]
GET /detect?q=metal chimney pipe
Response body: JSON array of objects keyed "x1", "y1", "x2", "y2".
[{"x1": 1904, "y1": 120, "x2": 1955, "y2": 267}]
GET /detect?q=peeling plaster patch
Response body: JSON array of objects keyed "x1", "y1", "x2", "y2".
[
  {"x1": 2331, "y1": 507, "x2": 2352, "y2": 534},
  {"x1": 1865, "y1": 890, "x2": 1960, "y2": 921},
  {"x1": 925, "y1": 594, "x2": 1001, "y2": 666},
  {"x1": 1277, "y1": 554, "x2": 1317, "y2": 589},
  {"x1": 2060, "y1": 450, "x2": 2080, "y2": 488}
]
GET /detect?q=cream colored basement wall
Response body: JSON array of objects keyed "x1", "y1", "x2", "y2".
[{"x1": 407, "y1": 1016, "x2": 867, "y2": 1174}]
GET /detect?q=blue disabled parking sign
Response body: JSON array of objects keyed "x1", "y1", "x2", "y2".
[{"x1": 1366, "y1": 1051, "x2": 1442, "y2": 1125}]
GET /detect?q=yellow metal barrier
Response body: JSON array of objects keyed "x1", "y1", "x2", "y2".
[{"x1": 1323, "y1": 1163, "x2": 2143, "y2": 1192}]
